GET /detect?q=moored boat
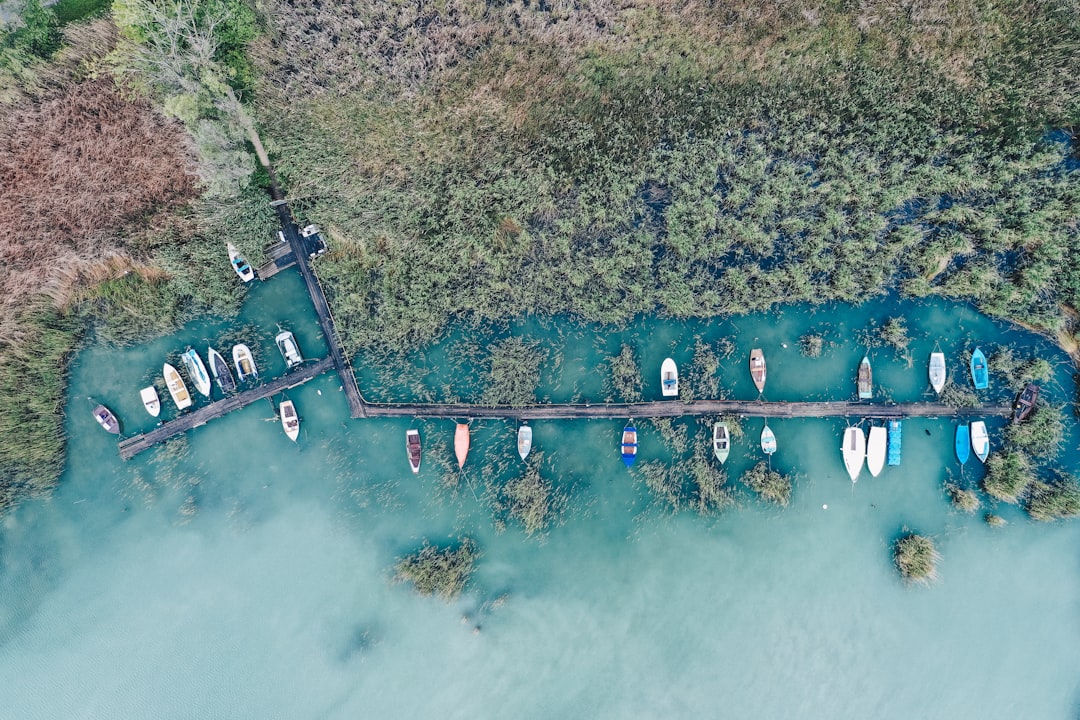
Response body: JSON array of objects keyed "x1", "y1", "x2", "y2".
[
  {"x1": 406, "y1": 429, "x2": 422, "y2": 473},
  {"x1": 455, "y1": 423, "x2": 470, "y2": 469},
  {"x1": 181, "y1": 348, "x2": 212, "y2": 397},
  {"x1": 842, "y1": 426, "x2": 865, "y2": 482},
  {"x1": 517, "y1": 423, "x2": 532, "y2": 462},
  {"x1": 208, "y1": 346, "x2": 236, "y2": 394},
  {"x1": 970, "y1": 347, "x2": 988, "y2": 390},
  {"x1": 660, "y1": 358, "x2": 679, "y2": 397},
  {"x1": 276, "y1": 330, "x2": 304, "y2": 369},
  {"x1": 866, "y1": 425, "x2": 886, "y2": 477},
  {"x1": 227, "y1": 242, "x2": 255, "y2": 283},
  {"x1": 280, "y1": 399, "x2": 299, "y2": 441},
  {"x1": 621, "y1": 423, "x2": 638, "y2": 467},
  {"x1": 233, "y1": 344, "x2": 258, "y2": 383},
  {"x1": 750, "y1": 348, "x2": 766, "y2": 394},
  {"x1": 140, "y1": 386, "x2": 160, "y2": 417},
  {"x1": 857, "y1": 356, "x2": 872, "y2": 400},
  {"x1": 929, "y1": 352, "x2": 947, "y2": 394},
  {"x1": 887, "y1": 420, "x2": 902, "y2": 466},
  {"x1": 970, "y1": 421, "x2": 989, "y2": 463},
  {"x1": 760, "y1": 423, "x2": 776, "y2": 455},
  {"x1": 712, "y1": 422, "x2": 730, "y2": 464},
  {"x1": 955, "y1": 424, "x2": 970, "y2": 465},
  {"x1": 93, "y1": 404, "x2": 120, "y2": 434},
  {"x1": 1013, "y1": 383, "x2": 1039, "y2": 423},
  {"x1": 163, "y1": 363, "x2": 192, "y2": 410}
]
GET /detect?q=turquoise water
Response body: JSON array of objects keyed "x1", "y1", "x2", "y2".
[{"x1": 1, "y1": 271, "x2": 1078, "y2": 718}]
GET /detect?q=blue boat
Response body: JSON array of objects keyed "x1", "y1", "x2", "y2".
[
  {"x1": 621, "y1": 424, "x2": 638, "y2": 467},
  {"x1": 887, "y1": 420, "x2": 902, "y2": 466},
  {"x1": 970, "y1": 347, "x2": 988, "y2": 390},
  {"x1": 955, "y1": 424, "x2": 971, "y2": 465}
]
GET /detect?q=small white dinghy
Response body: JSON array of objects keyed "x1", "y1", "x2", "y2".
[
  {"x1": 760, "y1": 423, "x2": 777, "y2": 455},
  {"x1": 842, "y1": 426, "x2": 866, "y2": 482},
  {"x1": 163, "y1": 363, "x2": 192, "y2": 410},
  {"x1": 866, "y1": 425, "x2": 887, "y2": 477},
  {"x1": 233, "y1": 344, "x2": 258, "y2": 382},
  {"x1": 970, "y1": 421, "x2": 990, "y2": 463},
  {"x1": 228, "y1": 242, "x2": 255, "y2": 283},
  {"x1": 182, "y1": 348, "x2": 212, "y2": 397},
  {"x1": 660, "y1": 358, "x2": 679, "y2": 397},
  {"x1": 406, "y1": 429, "x2": 422, "y2": 473},
  {"x1": 276, "y1": 330, "x2": 304, "y2": 369},
  {"x1": 279, "y1": 399, "x2": 299, "y2": 441},
  {"x1": 929, "y1": 352, "x2": 947, "y2": 394},
  {"x1": 140, "y1": 386, "x2": 161, "y2": 417},
  {"x1": 517, "y1": 423, "x2": 533, "y2": 462}
]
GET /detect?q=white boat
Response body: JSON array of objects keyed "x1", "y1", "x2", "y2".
[
  {"x1": 280, "y1": 399, "x2": 299, "y2": 441},
  {"x1": 517, "y1": 423, "x2": 533, "y2": 462},
  {"x1": 661, "y1": 358, "x2": 679, "y2": 397},
  {"x1": 276, "y1": 330, "x2": 303, "y2": 369},
  {"x1": 233, "y1": 344, "x2": 258, "y2": 382},
  {"x1": 760, "y1": 423, "x2": 776, "y2": 455},
  {"x1": 227, "y1": 242, "x2": 255, "y2": 282},
  {"x1": 163, "y1": 363, "x2": 192, "y2": 410},
  {"x1": 181, "y1": 348, "x2": 212, "y2": 397},
  {"x1": 406, "y1": 429, "x2": 422, "y2": 473},
  {"x1": 929, "y1": 352, "x2": 947, "y2": 394},
  {"x1": 207, "y1": 346, "x2": 236, "y2": 394},
  {"x1": 140, "y1": 386, "x2": 160, "y2": 417},
  {"x1": 970, "y1": 421, "x2": 990, "y2": 463},
  {"x1": 842, "y1": 426, "x2": 866, "y2": 482},
  {"x1": 712, "y1": 422, "x2": 730, "y2": 464},
  {"x1": 750, "y1": 348, "x2": 766, "y2": 393},
  {"x1": 92, "y1": 404, "x2": 120, "y2": 434},
  {"x1": 866, "y1": 425, "x2": 887, "y2": 477}
]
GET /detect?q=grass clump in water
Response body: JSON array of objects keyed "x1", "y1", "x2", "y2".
[
  {"x1": 1004, "y1": 402, "x2": 1064, "y2": 460},
  {"x1": 878, "y1": 318, "x2": 910, "y2": 353},
  {"x1": 742, "y1": 462, "x2": 792, "y2": 507},
  {"x1": 985, "y1": 513, "x2": 1008, "y2": 528},
  {"x1": 1025, "y1": 475, "x2": 1080, "y2": 521},
  {"x1": 605, "y1": 344, "x2": 642, "y2": 402},
  {"x1": 893, "y1": 532, "x2": 940, "y2": 586},
  {"x1": 799, "y1": 334, "x2": 824, "y2": 358},
  {"x1": 687, "y1": 450, "x2": 734, "y2": 516},
  {"x1": 982, "y1": 451, "x2": 1035, "y2": 503},
  {"x1": 480, "y1": 337, "x2": 545, "y2": 408},
  {"x1": 395, "y1": 538, "x2": 478, "y2": 600},
  {"x1": 946, "y1": 484, "x2": 980, "y2": 513},
  {"x1": 495, "y1": 452, "x2": 562, "y2": 536},
  {"x1": 636, "y1": 461, "x2": 683, "y2": 511}
]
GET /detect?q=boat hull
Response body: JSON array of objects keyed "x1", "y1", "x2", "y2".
[
  {"x1": 93, "y1": 404, "x2": 120, "y2": 434},
  {"x1": 842, "y1": 426, "x2": 866, "y2": 481},
  {"x1": 227, "y1": 242, "x2": 255, "y2": 283},
  {"x1": 276, "y1": 331, "x2": 304, "y2": 369},
  {"x1": 857, "y1": 357, "x2": 872, "y2": 400},
  {"x1": 712, "y1": 422, "x2": 730, "y2": 464},
  {"x1": 1013, "y1": 383, "x2": 1039, "y2": 423},
  {"x1": 517, "y1": 424, "x2": 533, "y2": 462},
  {"x1": 455, "y1": 423, "x2": 470, "y2": 469},
  {"x1": 232, "y1": 344, "x2": 258, "y2": 383},
  {"x1": 661, "y1": 358, "x2": 679, "y2": 397},
  {"x1": 970, "y1": 421, "x2": 989, "y2": 463},
  {"x1": 140, "y1": 386, "x2": 160, "y2": 417},
  {"x1": 929, "y1": 352, "x2": 947, "y2": 394},
  {"x1": 621, "y1": 425, "x2": 638, "y2": 467},
  {"x1": 208, "y1": 347, "x2": 236, "y2": 394},
  {"x1": 280, "y1": 400, "x2": 299, "y2": 441},
  {"x1": 406, "y1": 429, "x2": 422, "y2": 473},
  {"x1": 163, "y1": 363, "x2": 192, "y2": 410},
  {"x1": 750, "y1": 349, "x2": 766, "y2": 394},
  {"x1": 760, "y1": 424, "x2": 776, "y2": 455},
  {"x1": 955, "y1": 424, "x2": 970, "y2": 465},
  {"x1": 970, "y1": 348, "x2": 989, "y2": 390},
  {"x1": 182, "y1": 349, "x2": 212, "y2": 397},
  {"x1": 866, "y1": 426, "x2": 887, "y2": 477}
]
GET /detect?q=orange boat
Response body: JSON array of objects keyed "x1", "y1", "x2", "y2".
[{"x1": 454, "y1": 423, "x2": 470, "y2": 469}]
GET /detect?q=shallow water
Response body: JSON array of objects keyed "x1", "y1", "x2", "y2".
[{"x1": 1, "y1": 272, "x2": 1078, "y2": 719}]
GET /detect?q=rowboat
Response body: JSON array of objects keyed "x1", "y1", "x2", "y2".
[
  {"x1": 406, "y1": 429, "x2": 422, "y2": 473},
  {"x1": 929, "y1": 352, "x2": 947, "y2": 394},
  {"x1": 760, "y1": 423, "x2": 776, "y2": 455},
  {"x1": 857, "y1": 356, "x2": 872, "y2": 400},
  {"x1": 841, "y1": 426, "x2": 865, "y2": 482},
  {"x1": 955, "y1": 424, "x2": 970, "y2": 465},
  {"x1": 227, "y1": 242, "x2": 255, "y2": 283},
  {"x1": 866, "y1": 425, "x2": 886, "y2": 477},
  {"x1": 163, "y1": 363, "x2": 192, "y2": 409},
  {"x1": 970, "y1": 421, "x2": 989, "y2": 463},
  {"x1": 970, "y1": 347, "x2": 988, "y2": 390},
  {"x1": 1013, "y1": 383, "x2": 1039, "y2": 422},
  {"x1": 140, "y1": 386, "x2": 160, "y2": 417},
  {"x1": 660, "y1": 358, "x2": 679, "y2": 397},
  {"x1": 887, "y1": 420, "x2": 902, "y2": 466},
  {"x1": 750, "y1": 348, "x2": 766, "y2": 394},
  {"x1": 621, "y1": 423, "x2": 638, "y2": 467},
  {"x1": 93, "y1": 404, "x2": 120, "y2": 434},
  {"x1": 517, "y1": 423, "x2": 533, "y2": 462},
  {"x1": 280, "y1": 399, "x2": 299, "y2": 441},
  {"x1": 275, "y1": 330, "x2": 304, "y2": 369},
  {"x1": 181, "y1": 348, "x2": 212, "y2": 397},
  {"x1": 712, "y1": 422, "x2": 730, "y2": 464},
  {"x1": 207, "y1": 346, "x2": 236, "y2": 394},
  {"x1": 233, "y1": 344, "x2": 258, "y2": 383},
  {"x1": 455, "y1": 423, "x2": 470, "y2": 469}
]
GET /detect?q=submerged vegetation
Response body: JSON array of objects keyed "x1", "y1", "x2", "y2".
[
  {"x1": 893, "y1": 532, "x2": 940, "y2": 586},
  {"x1": 946, "y1": 484, "x2": 981, "y2": 514},
  {"x1": 394, "y1": 538, "x2": 478, "y2": 600},
  {"x1": 983, "y1": 451, "x2": 1036, "y2": 504},
  {"x1": 494, "y1": 452, "x2": 563, "y2": 536},
  {"x1": 742, "y1": 462, "x2": 793, "y2": 507}
]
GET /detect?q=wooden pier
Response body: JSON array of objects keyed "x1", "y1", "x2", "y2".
[{"x1": 254, "y1": 239, "x2": 296, "y2": 280}]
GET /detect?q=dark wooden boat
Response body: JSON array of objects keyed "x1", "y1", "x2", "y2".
[
  {"x1": 406, "y1": 429, "x2": 422, "y2": 474},
  {"x1": 1013, "y1": 383, "x2": 1039, "y2": 422}
]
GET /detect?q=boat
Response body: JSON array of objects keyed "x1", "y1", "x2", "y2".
[
  {"x1": 92, "y1": 404, "x2": 120, "y2": 434},
  {"x1": 163, "y1": 363, "x2": 192, "y2": 409},
  {"x1": 233, "y1": 344, "x2": 258, "y2": 383},
  {"x1": 279, "y1": 399, "x2": 299, "y2": 441},
  {"x1": 661, "y1": 358, "x2": 679, "y2": 397},
  {"x1": 866, "y1": 425, "x2": 887, "y2": 477},
  {"x1": 750, "y1": 348, "x2": 766, "y2": 394},
  {"x1": 207, "y1": 346, "x2": 236, "y2": 394},
  {"x1": 712, "y1": 422, "x2": 730, "y2": 464},
  {"x1": 929, "y1": 352, "x2": 947, "y2": 394},
  {"x1": 841, "y1": 426, "x2": 865, "y2": 482},
  {"x1": 406, "y1": 429, "x2": 422, "y2": 473},
  {"x1": 955, "y1": 424, "x2": 970, "y2": 465},
  {"x1": 181, "y1": 348, "x2": 212, "y2": 397},
  {"x1": 455, "y1": 423, "x2": 470, "y2": 469},
  {"x1": 887, "y1": 420, "x2": 902, "y2": 466},
  {"x1": 760, "y1": 423, "x2": 776, "y2": 455},
  {"x1": 857, "y1": 356, "x2": 872, "y2": 400},
  {"x1": 227, "y1": 242, "x2": 255, "y2": 283},
  {"x1": 517, "y1": 423, "x2": 533, "y2": 462},
  {"x1": 970, "y1": 347, "x2": 988, "y2": 390},
  {"x1": 276, "y1": 330, "x2": 303, "y2": 369},
  {"x1": 970, "y1": 421, "x2": 990, "y2": 463},
  {"x1": 1013, "y1": 383, "x2": 1039, "y2": 422},
  {"x1": 140, "y1": 386, "x2": 160, "y2": 417},
  {"x1": 621, "y1": 423, "x2": 638, "y2": 467}
]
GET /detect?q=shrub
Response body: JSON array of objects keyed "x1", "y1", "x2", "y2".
[
  {"x1": 894, "y1": 532, "x2": 940, "y2": 585},
  {"x1": 984, "y1": 513, "x2": 1007, "y2": 527},
  {"x1": 879, "y1": 318, "x2": 910, "y2": 352},
  {"x1": 394, "y1": 538, "x2": 478, "y2": 600}
]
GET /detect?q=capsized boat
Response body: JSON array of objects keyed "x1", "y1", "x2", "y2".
[
  {"x1": 621, "y1": 423, "x2": 638, "y2": 467},
  {"x1": 406, "y1": 429, "x2": 422, "y2": 473},
  {"x1": 517, "y1": 423, "x2": 533, "y2": 462},
  {"x1": 955, "y1": 424, "x2": 970, "y2": 465},
  {"x1": 857, "y1": 356, "x2": 872, "y2": 400},
  {"x1": 887, "y1": 420, "x2": 902, "y2": 466},
  {"x1": 276, "y1": 330, "x2": 304, "y2": 369},
  {"x1": 93, "y1": 404, "x2": 120, "y2": 434},
  {"x1": 760, "y1": 423, "x2": 776, "y2": 455},
  {"x1": 929, "y1": 352, "x2": 947, "y2": 394},
  {"x1": 866, "y1": 425, "x2": 886, "y2": 477},
  {"x1": 750, "y1": 349, "x2": 766, "y2": 394},
  {"x1": 207, "y1": 346, "x2": 236, "y2": 394},
  {"x1": 712, "y1": 422, "x2": 730, "y2": 464},
  {"x1": 970, "y1": 421, "x2": 989, "y2": 463},
  {"x1": 233, "y1": 344, "x2": 258, "y2": 383},
  {"x1": 970, "y1": 347, "x2": 988, "y2": 390},
  {"x1": 163, "y1": 363, "x2": 192, "y2": 410},
  {"x1": 181, "y1": 348, "x2": 212, "y2": 397},
  {"x1": 842, "y1": 426, "x2": 866, "y2": 482},
  {"x1": 227, "y1": 242, "x2": 255, "y2": 283},
  {"x1": 140, "y1": 386, "x2": 160, "y2": 417},
  {"x1": 280, "y1": 399, "x2": 299, "y2": 441},
  {"x1": 1013, "y1": 383, "x2": 1039, "y2": 423},
  {"x1": 455, "y1": 422, "x2": 470, "y2": 469},
  {"x1": 661, "y1": 358, "x2": 679, "y2": 397}
]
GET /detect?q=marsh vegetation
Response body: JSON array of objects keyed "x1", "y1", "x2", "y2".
[
  {"x1": 742, "y1": 462, "x2": 793, "y2": 507},
  {"x1": 894, "y1": 532, "x2": 939, "y2": 586},
  {"x1": 394, "y1": 538, "x2": 478, "y2": 600}
]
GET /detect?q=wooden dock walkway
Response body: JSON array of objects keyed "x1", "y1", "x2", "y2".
[{"x1": 118, "y1": 357, "x2": 334, "y2": 459}]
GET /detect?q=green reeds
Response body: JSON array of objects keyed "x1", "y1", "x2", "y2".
[
  {"x1": 982, "y1": 451, "x2": 1036, "y2": 504},
  {"x1": 742, "y1": 462, "x2": 792, "y2": 507},
  {"x1": 394, "y1": 538, "x2": 479, "y2": 601},
  {"x1": 1025, "y1": 475, "x2": 1080, "y2": 521},
  {"x1": 893, "y1": 532, "x2": 940, "y2": 586}
]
